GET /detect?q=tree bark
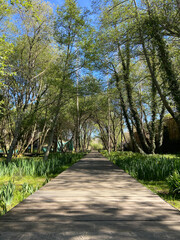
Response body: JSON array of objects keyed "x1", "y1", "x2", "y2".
[
  {"x1": 6, "y1": 115, "x2": 22, "y2": 163},
  {"x1": 133, "y1": 0, "x2": 180, "y2": 130},
  {"x1": 117, "y1": 41, "x2": 150, "y2": 153},
  {"x1": 149, "y1": 52, "x2": 157, "y2": 154},
  {"x1": 120, "y1": 108, "x2": 124, "y2": 151},
  {"x1": 37, "y1": 126, "x2": 50, "y2": 154},
  {"x1": 150, "y1": 20, "x2": 180, "y2": 115},
  {"x1": 150, "y1": 83, "x2": 157, "y2": 154},
  {"x1": 43, "y1": 93, "x2": 62, "y2": 161},
  {"x1": 156, "y1": 105, "x2": 165, "y2": 153},
  {"x1": 113, "y1": 68, "x2": 144, "y2": 153},
  {"x1": 20, "y1": 124, "x2": 37, "y2": 154}
]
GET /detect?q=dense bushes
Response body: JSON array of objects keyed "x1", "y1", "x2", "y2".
[{"x1": 167, "y1": 171, "x2": 180, "y2": 195}]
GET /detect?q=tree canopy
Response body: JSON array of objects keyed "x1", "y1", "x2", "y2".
[{"x1": 0, "y1": 0, "x2": 179, "y2": 161}]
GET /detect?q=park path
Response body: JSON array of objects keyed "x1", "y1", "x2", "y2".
[{"x1": 0, "y1": 151, "x2": 180, "y2": 239}]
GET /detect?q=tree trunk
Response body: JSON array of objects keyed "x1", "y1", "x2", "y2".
[
  {"x1": 6, "y1": 116, "x2": 22, "y2": 163},
  {"x1": 133, "y1": 0, "x2": 180, "y2": 130},
  {"x1": 144, "y1": 0, "x2": 180, "y2": 115},
  {"x1": 87, "y1": 135, "x2": 91, "y2": 150},
  {"x1": 117, "y1": 42, "x2": 150, "y2": 153},
  {"x1": 83, "y1": 125, "x2": 87, "y2": 152},
  {"x1": 20, "y1": 124, "x2": 37, "y2": 155},
  {"x1": 156, "y1": 105, "x2": 165, "y2": 153},
  {"x1": 151, "y1": 22, "x2": 180, "y2": 115},
  {"x1": 43, "y1": 128, "x2": 54, "y2": 160},
  {"x1": 120, "y1": 108, "x2": 124, "y2": 151},
  {"x1": 149, "y1": 53, "x2": 157, "y2": 154},
  {"x1": 43, "y1": 94, "x2": 62, "y2": 161},
  {"x1": 53, "y1": 132, "x2": 58, "y2": 153},
  {"x1": 125, "y1": 78, "x2": 150, "y2": 153},
  {"x1": 37, "y1": 127, "x2": 50, "y2": 154},
  {"x1": 114, "y1": 71, "x2": 144, "y2": 154}
]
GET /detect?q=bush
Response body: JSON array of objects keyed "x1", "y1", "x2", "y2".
[
  {"x1": 167, "y1": 171, "x2": 180, "y2": 195},
  {"x1": 0, "y1": 200, "x2": 7, "y2": 215},
  {"x1": 0, "y1": 181, "x2": 15, "y2": 215},
  {"x1": 22, "y1": 183, "x2": 35, "y2": 195},
  {"x1": 0, "y1": 181, "x2": 15, "y2": 206}
]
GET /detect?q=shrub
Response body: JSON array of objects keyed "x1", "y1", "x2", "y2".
[
  {"x1": 0, "y1": 200, "x2": 7, "y2": 215},
  {"x1": 167, "y1": 171, "x2": 180, "y2": 195},
  {"x1": 22, "y1": 183, "x2": 35, "y2": 195},
  {"x1": 0, "y1": 181, "x2": 15, "y2": 206}
]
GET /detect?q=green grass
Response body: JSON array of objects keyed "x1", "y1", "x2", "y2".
[
  {"x1": 0, "y1": 152, "x2": 85, "y2": 215},
  {"x1": 0, "y1": 152, "x2": 85, "y2": 177},
  {"x1": 101, "y1": 151, "x2": 180, "y2": 180},
  {"x1": 101, "y1": 150, "x2": 180, "y2": 210}
]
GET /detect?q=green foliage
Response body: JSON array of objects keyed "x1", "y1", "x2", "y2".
[
  {"x1": 102, "y1": 151, "x2": 180, "y2": 181},
  {"x1": 0, "y1": 199, "x2": 7, "y2": 215},
  {"x1": 0, "y1": 38, "x2": 14, "y2": 75},
  {"x1": 0, "y1": 153, "x2": 84, "y2": 177},
  {"x1": 0, "y1": 0, "x2": 10, "y2": 17},
  {"x1": 90, "y1": 141, "x2": 103, "y2": 150},
  {"x1": 0, "y1": 181, "x2": 15, "y2": 206},
  {"x1": 21, "y1": 181, "x2": 41, "y2": 200},
  {"x1": 43, "y1": 176, "x2": 49, "y2": 186},
  {"x1": 0, "y1": 0, "x2": 14, "y2": 79},
  {"x1": 55, "y1": 0, "x2": 86, "y2": 46},
  {"x1": 167, "y1": 171, "x2": 180, "y2": 195},
  {"x1": 21, "y1": 182, "x2": 35, "y2": 195}
]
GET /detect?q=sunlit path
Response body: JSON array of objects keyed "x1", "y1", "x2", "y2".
[{"x1": 0, "y1": 151, "x2": 180, "y2": 239}]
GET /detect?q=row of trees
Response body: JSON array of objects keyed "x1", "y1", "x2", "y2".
[
  {"x1": 0, "y1": 0, "x2": 179, "y2": 162},
  {"x1": 91, "y1": 0, "x2": 180, "y2": 154},
  {"x1": 0, "y1": 0, "x2": 98, "y2": 162}
]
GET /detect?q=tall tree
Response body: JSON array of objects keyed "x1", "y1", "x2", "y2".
[
  {"x1": 4, "y1": 0, "x2": 54, "y2": 162},
  {"x1": 43, "y1": 0, "x2": 89, "y2": 159},
  {"x1": 89, "y1": 0, "x2": 178, "y2": 153}
]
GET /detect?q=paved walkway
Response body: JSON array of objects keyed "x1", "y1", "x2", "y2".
[{"x1": 0, "y1": 151, "x2": 180, "y2": 239}]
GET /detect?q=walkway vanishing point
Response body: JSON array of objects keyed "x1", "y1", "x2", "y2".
[{"x1": 0, "y1": 151, "x2": 180, "y2": 240}]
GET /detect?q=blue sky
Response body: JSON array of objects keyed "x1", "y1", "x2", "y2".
[
  {"x1": 48, "y1": 0, "x2": 141, "y2": 9},
  {"x1": 48, "y1": 0, "x2": 92, "y2": 9}
]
